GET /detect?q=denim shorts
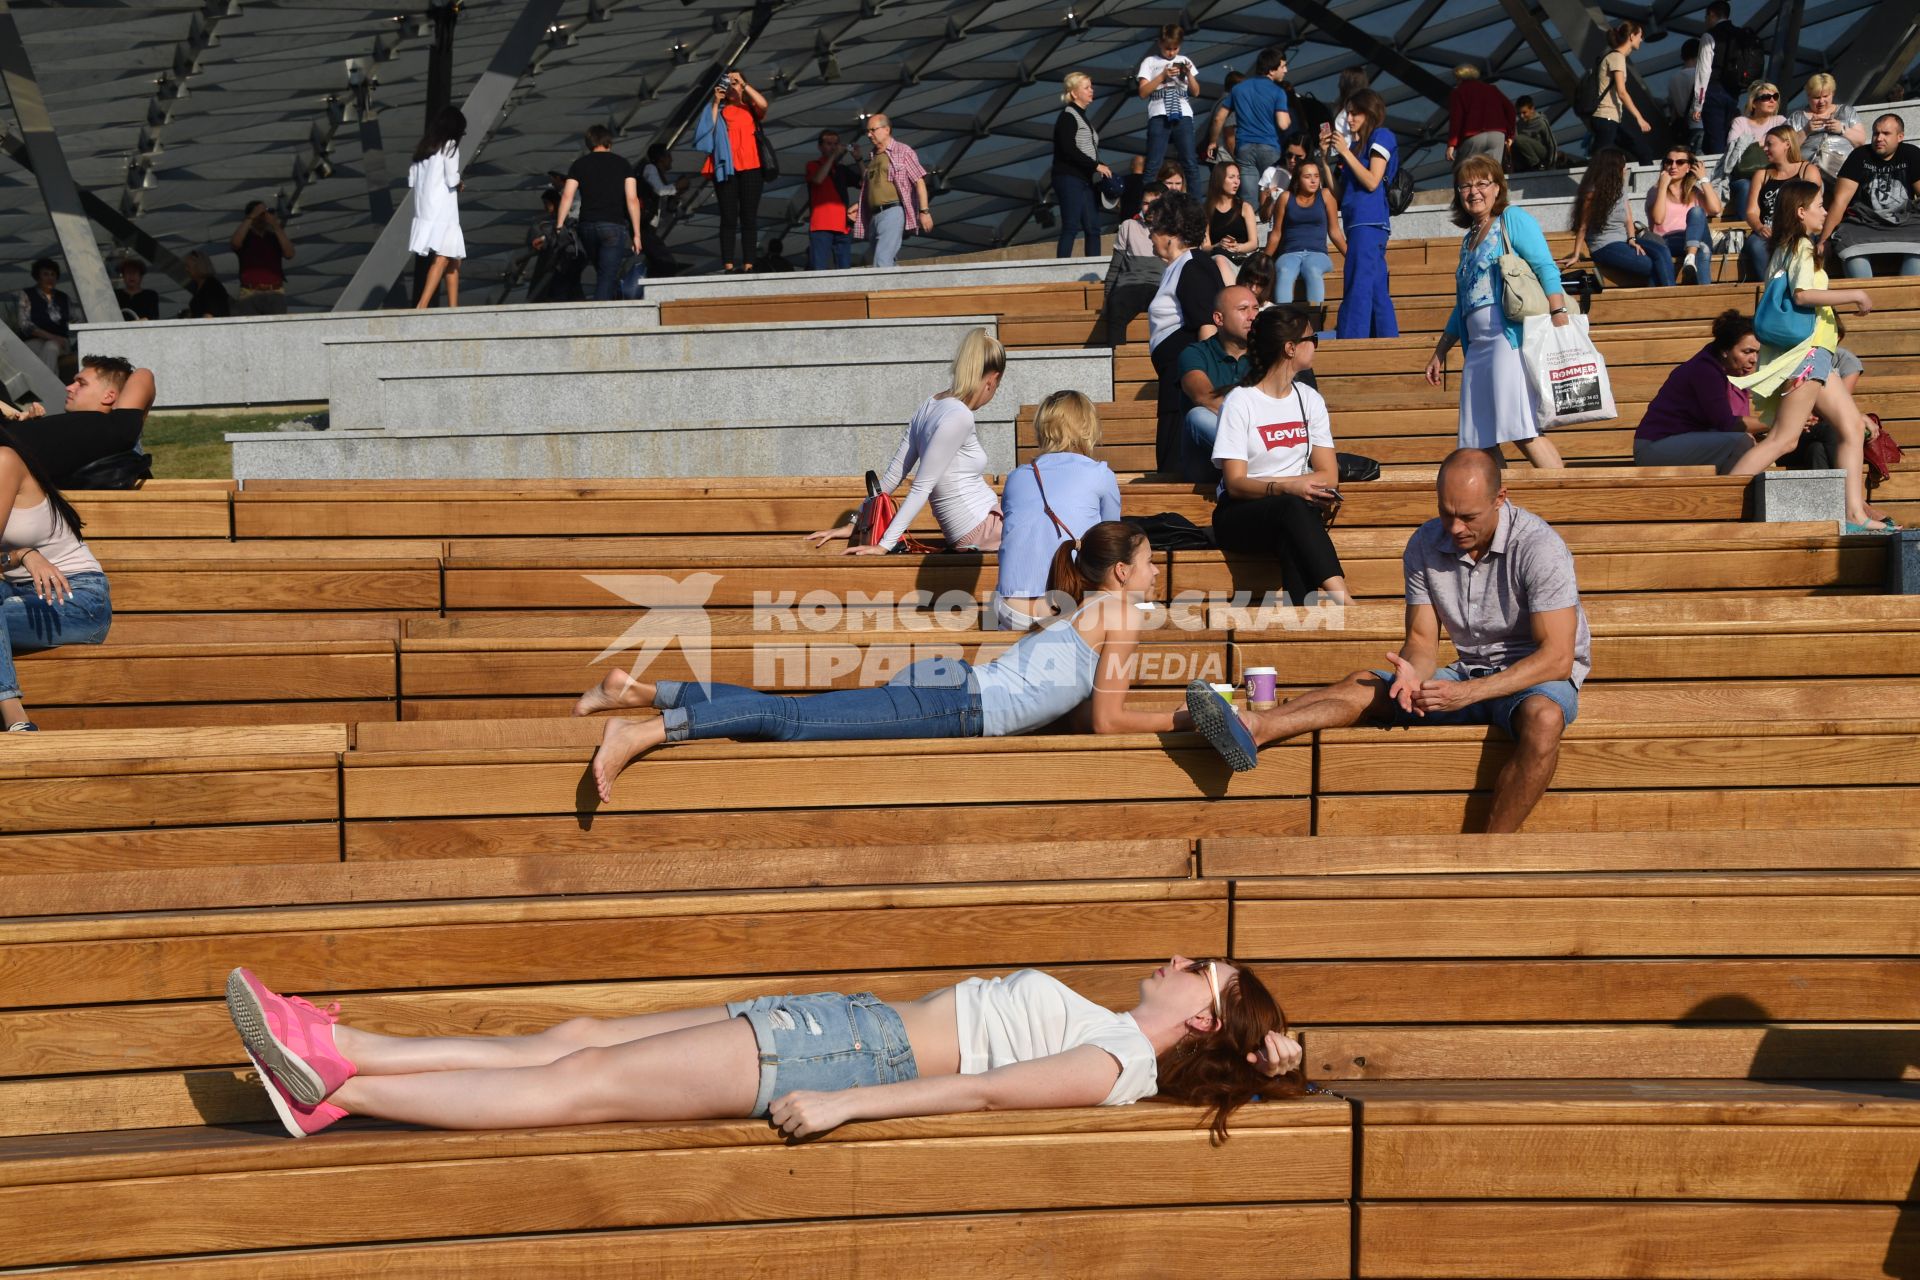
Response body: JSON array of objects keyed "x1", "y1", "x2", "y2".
[
  {"x1": 725, "y1": 991, "x2": 919, "y2": 1117},
  {"x1": 1782, "y1": 345, "x2": 1834, "y2": 392},
  {"x1": 1370, "y1": 663, "x2": 1579, "y2": 736}
]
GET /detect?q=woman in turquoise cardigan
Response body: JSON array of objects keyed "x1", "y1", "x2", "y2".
[{"x1": 1423, "y1": 156, "x2": 1573, "y2": 467}]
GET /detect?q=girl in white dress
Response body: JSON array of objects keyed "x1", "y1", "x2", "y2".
[{"x1": 408, "y1": 107, "x2": 467, "y2": 309}]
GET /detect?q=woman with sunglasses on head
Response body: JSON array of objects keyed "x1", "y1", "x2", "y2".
[
  {"x1": 226, "y1": 956, "x2": 1306, "y2": 1141},
  {"x1": 1742, "y1": 125, "x2": 1821, "y2": 281},
  {"x1": 578, "y1": 520, "x2": 1216, "y2": 798},
  {"x1": 1646, "y1": 145, "x2": 1723, "y2": 285},
  {"x1": 1427, "y1": 156, "x2": 1570, "y2": 469},
  {"x1": 1719, "y1": 82, "x2": 1785, "y2": 218}
]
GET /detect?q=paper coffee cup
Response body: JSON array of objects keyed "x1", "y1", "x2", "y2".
[
  {"x1": 1209, "y1": 683, "x2": 1237, "y2": 707},
  {"x1": 1245, "y1": 666, "x2": 1278, "y2": 708}
]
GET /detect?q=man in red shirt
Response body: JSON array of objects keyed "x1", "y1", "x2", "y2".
[
  {"x1": 1446, "y1": 65, "x2": 1516, "y2": 167},
  {"x1": 805, "y1": 130, "x2": 859, "y2": 271}
]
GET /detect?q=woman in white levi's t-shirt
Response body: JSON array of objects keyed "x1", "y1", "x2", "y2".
[
  {"x1": 809, "y1": 328, "x2": 1004, "y2": 554},
  {"x1": 1209, "y1": 306, "x2": 1350, "y2": 605},
  {"x1": 224, "y1": 954, "x2": 1308, "y2": 1143}
]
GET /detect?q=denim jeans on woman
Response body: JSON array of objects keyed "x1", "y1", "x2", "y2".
[
  {"x1": 0, "y1": 571, "x2": 111, "y2": 702},
  {"x1": 1275, "y1": 250, "x2": 1333, "y2": 305},
  {"x1": 654, "y1": 657, "x2": 983, "y2": 743},
  {"x1": 1659, "y1": 204, "x2": 1713, "y2": 284},
  {"x1": 578, "y1": 221, "x2": 629, "y2": 301},
  {"x1": 1055, "y1": 170, "x2": 1101, "y2": 257},
  {"x1": 1592, "y1": 235, "x2": 1677, "y2": 287},
  {"x1": 1587, "y1": 115, "x2": 1652, "y2": 163}
]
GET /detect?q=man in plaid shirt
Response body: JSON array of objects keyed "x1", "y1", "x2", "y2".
[{"x1": 851, "y1": 115, "x2": 934, "y2": 268}]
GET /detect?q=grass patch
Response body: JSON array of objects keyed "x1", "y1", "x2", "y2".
[{"x1": 141, "y1": 410, "x2": 307, "y2": 480}]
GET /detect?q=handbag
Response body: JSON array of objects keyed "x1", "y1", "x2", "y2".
[
  {"x1": 1754, "y1": 267, "x2": 1815, "y2": 348},
  {"x1": 754, "y1": 120, "x2": 779, "y2": 179},
  {"x1": 1497, "y1": 213, "x2": 1549, "y2": 322},
  {"x1": 848, "y1": 471, "x2": 936, "y2": 553},
  {"x1": 1864, "y1": 412, "x2": 1904, "y2": 487},
  {"x1": 1336, "y1": 452, "x2": 1381, "y2": 483}
]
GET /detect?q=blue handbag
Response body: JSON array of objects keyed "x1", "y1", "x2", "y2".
[{"x1": 1754, "y1": 268, "x2": 1814, "y2": 348}]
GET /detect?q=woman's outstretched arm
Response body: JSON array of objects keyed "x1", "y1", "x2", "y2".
[{"x1": 769, "y1": 1044, "x2": 1122, "y2": 1138}]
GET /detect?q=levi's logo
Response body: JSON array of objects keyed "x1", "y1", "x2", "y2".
[{"x1": 1257, "y1": 420, "x2": 1308, "y2": 450}]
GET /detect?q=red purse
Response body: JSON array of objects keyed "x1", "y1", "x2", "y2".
[
  {"x1": 849, "y1": 471, "x2": 936, "y2": 553},
  {"x1": 1864, "y1": 413, "x2": 1903, "y2": 488}
]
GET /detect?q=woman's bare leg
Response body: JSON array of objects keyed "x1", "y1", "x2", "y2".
[
  {"x1": 1807, "y1": 377, "x2": 1879, "y2": 524},
  {"x1": 593, "y1": 716, "x2": 669, "y2": 800},
  {"x1": 574, "y1": 668, "x2": 656, "y2": 717},
  {"x1": 414, "y1": 256, "x2": 449, "y2": 310},
  {"x1": 1728, "y1": 381, "x2": 1819, "y2": 476},
  {"x1": 0, "y1": 695, "x2": 25, "y2": 728},
  {"x1": 333, "y1": 1005, "x2": 732, "y2": 1076},
  {"x1": 329, "y1": 1015, "x2": 760, "y2": 1129},
  {"x1": 444, "y1": 260, "x2": 461, "y2": 308},
  {"x1": 1517, "y1": 435, "x2": 1565, "y2": 470}
]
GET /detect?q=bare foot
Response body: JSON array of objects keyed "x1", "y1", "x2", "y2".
[
  {"x1": 573, "y1": 668, "x2": 654, "y2": 717},
  {"x1": 592, "y1": 717, "x2": 666, "y2": 802}
]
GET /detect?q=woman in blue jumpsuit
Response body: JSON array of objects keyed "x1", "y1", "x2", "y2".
[{"x1": 1325, "y1": 89, "x2": 1399, "y2": 339}]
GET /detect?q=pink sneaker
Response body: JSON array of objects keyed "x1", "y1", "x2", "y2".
[
  {"x1": 243, "y1": 1044, "x2": 348, "y2": 1138},
  {"x1": 226, "y1": 967, "x2": 357, "y2": 1106}
]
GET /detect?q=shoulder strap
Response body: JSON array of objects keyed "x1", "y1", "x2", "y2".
[{"x1": 1030, "y1": 456, "x2": 1073, "y2": 538}]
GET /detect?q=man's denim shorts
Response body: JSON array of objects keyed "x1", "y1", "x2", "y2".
[
  {"x1": 1369, "y1": 664, "x2": 1579, "y2": 736},
  {"x1": 725, "y1": 991, "x2": 919, "y2": 1117}
]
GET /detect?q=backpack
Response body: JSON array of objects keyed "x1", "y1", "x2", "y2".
[
  {"x1": 1387, "y1": 164, "x2": 1416, "y2": 215},
  {"x1": 1717, "y1": 24, "x2": 1768, "y2": 95},
  {"x1": 1290, "y1": 91, "x2": 1334, "y2": 148},
  {"x1": 1573, "y1": 56, "x2": 1606, "y2": 118}
]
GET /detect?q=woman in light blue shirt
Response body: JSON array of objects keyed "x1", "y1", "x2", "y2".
[
  {"x1": 1422, "y1": 155, "x2": 1572, "y2": 466},
  {"x1": 995, "y1": 390, "x2": 1122, "y2": 630}
]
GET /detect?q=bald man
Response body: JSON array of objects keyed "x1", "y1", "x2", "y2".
[
  {"x1": 1176, "y1": 283, "x2": 1259, "y2": 482},
  {"x1": 1187, "y1": 448, "x2": 1592, "y2": 832},
  {"x1": 850, "y1": 114, "x2": 932, "y2": 268}
]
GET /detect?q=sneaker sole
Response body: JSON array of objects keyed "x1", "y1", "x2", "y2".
[
  {"x1": 241, "y1": 1045, "x2": 311, "y2": 1139},
  {"x1": 227, "y1": 968, "x2": 327, "y2": 1105},
  {"x1": 1186, "y1": 682, "x2": 1258, "y2": 772}
]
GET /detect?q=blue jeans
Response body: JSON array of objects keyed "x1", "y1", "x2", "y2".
[
  {"x1": 1144, "y1": 112, "x2": 1200, "y2": 190},
  {"x1": 807, "y1": 230, "x2": 851, "y2": 271},
  {"x1": 1180, "y1": 406, "x2": 1222, "y2": 483},
  {"x1": 0, "y1": 571, "x2": 111, "y2": 703},
  {"x1": 1336, "y1": 224, "x2": 1397, "y2": 338},
  {"x1": 1587, "y1": 115, "x2": 1652, "y2": 163},
  {"x1": 1055, "y1": 170, "x2": 1100, "y2": 258},
  {"x1": 1727, "y1": 178, "x2": 1751, "y2": 224},
  {"x1": 1275, "y1": 249, "x2": 1333, "y2": 305},
  {"x1": 1370, "y1": 663, "x2": 1580, "y2": 736},
  {"x1": 1741, "y1": 232, "x2": 1771, "y2": 281},
  {"x1": 1235, "y1": 143, "x2": 1280, "y2": 216},
  {"x1": 1840, "y1": 252, "x2": 1920, "y2": 278},
  {"x1": 1592, "y1": 236, "x2": 1677, "y2": 287},
  {"x1": 1701, "y1": 83, "x2": 1738, "y2": 156},
  {"x1": 656, "y1": 658, "x2": 983, "y2": 743},
  {"x1": 867, "y1": 204, "x2": 906, "y2": 268},
  {"x1": 725, "y1": 992, "x2": 918, "y2": 1117},
  {"x1": 1659, "y1": 204, "x2": 1712, "y2": 284},
  {"x1": 578, "y1": 221, "x2": 629, "y2": 302}
]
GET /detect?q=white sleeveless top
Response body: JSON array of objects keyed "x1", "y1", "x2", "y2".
[{"x1": 4, "y1": 497, "x2": 102, "y2": 583}]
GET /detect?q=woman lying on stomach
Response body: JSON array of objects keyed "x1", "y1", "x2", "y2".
[
  {"x1": 228, "y1": 957, "x2": 1306, "y2": 1140},
  {"x1": 576, "y1": 520, "x2": 1195, "y2": 799}
]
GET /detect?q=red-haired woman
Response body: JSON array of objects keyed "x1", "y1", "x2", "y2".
[{"x1": 229, "y1": 957, "x2": 1306, "y2": 1142}]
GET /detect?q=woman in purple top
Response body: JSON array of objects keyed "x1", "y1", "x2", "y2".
[{"x1": 1633, "y1": 310, "x2": 1768, "y2": 471}]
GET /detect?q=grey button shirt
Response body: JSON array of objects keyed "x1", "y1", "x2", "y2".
[{"x1": 1402, "y1": 502, "x2": 1593, "y2": 687}]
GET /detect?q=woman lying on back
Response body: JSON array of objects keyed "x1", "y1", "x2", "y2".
[
  {"x1": 228, "y1": 957, "x2": 1307, "y2": 1140},
  {"x1": 576, "y1": 520, "x2": 1195, "y2": 799}
]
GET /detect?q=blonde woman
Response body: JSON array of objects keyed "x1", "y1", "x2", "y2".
[
  {"x1": 1054, "y1": 71, "x2": 1114, "y2": 257},
  {"x1": 1719, "y1": 81, "x2": 1785, "y2": 214},
  {"x1": 1789, "y1": 73, "x2": 1865, "y2": 181},
  {"x1": 809, "y1": 328, "x2": 1007, "y2": 555},
  {"x1": 1742, "y1": 125, "x2": 1820, "y2": 280},
  {"x1": 993, "y1": 390, "x2": 1121, "y2": 630}
]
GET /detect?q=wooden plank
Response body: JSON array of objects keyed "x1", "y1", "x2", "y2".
[
  {"x1": 0, "y1": 894, "x2": 1229, "y2": 1005},
  {"x1": 2, "y1": 1121, "x2": 1349, "y2": 1264},
  {"x1": 2, "y1": 838, "x2": 1193, "y2": 916},
  {"x1": 1361, "y1": 1123, "x2": 1920, "y2": 1199},
  {"x1": 63, "y1": 1205, "x2": 1353, "y2": 1279},
  {"x1": 1309, "y1": 1024, "x2": 1920, "y2": 1080},
  {"x1": 18, "y1": 647, "x2": 395, "y2": 704},
  {"x1": 1357, "y1": 1202, "x2": 1916, "y2": 1278},
  {"x1": 30, "y1": 700, "x2": 395, "y2": 731},
  {"x1": 344, "y1": 797, "x2": 1303, "y2": 859},
  {"x1": 0, "y1": 767, "x2": 339, "y2": 835},
  {"x1": 0, "y1": 824, "x2": 340, "y2": 877},
  {"x1": 1314, "y1": 785, "x2": 1915, "y2": 834}
]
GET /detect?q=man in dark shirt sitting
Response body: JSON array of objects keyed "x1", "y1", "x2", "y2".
[
  {"x1": 0, "y1": 355, "x2": 155, "y2": 486},
  {"x1": 1175, "y1": 283, "x2": 1256, "y2": 483}
]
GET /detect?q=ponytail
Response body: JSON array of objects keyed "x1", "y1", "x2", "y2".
[
  {"x1": 1241, "y1": 305, "x2": 1315, "y2": 386},
  {"x1": 1046, "y1": 519, "x2": 1147, "y2": 602}
]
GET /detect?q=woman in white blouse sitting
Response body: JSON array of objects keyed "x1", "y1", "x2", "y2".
[
  {"x1": 226, "y1": 956, "x2": 1304, "y2": 1141},
  {"x1": 810, "y1": 328, "x2": 1006, "y2": 554}
]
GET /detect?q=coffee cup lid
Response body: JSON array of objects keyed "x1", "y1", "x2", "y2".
[{"x1": 1245, "y1": 666, "x2": 1277, "y2": 675}]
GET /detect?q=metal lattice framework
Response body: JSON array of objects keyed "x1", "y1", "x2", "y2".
[{"x1": 1, "y1": 0, "x2": 1913, "y2": 313}]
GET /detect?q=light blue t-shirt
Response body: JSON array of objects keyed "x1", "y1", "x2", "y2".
[
  {"x1": 975, "y1": 598, "x2": 1104, "y2": 736},
  {"x1": 1225, "y1": 78, "x2": 1290, "y2": 148},
  {"x1": 1461, "y1": 227, "x2": 1500, "y2": 314},
  {"x1": 996, "y1": 452, "x2": 1122, "y2": 598}
]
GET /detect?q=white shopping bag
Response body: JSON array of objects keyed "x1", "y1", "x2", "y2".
[{"x1": 1521, "y1": 313, "x2": 1617, "y2": 427}]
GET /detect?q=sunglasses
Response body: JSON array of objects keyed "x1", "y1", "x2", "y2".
[
  {"x1": 1665, "y1": 158, "x2": 1691, "y2": 167},
  {"x1": 1756, "y1": 92, "x2": 1779, "y2": 101},
  {"x1": 1186, "y1": 958, "x2": 1227, "y2": 1023}
]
